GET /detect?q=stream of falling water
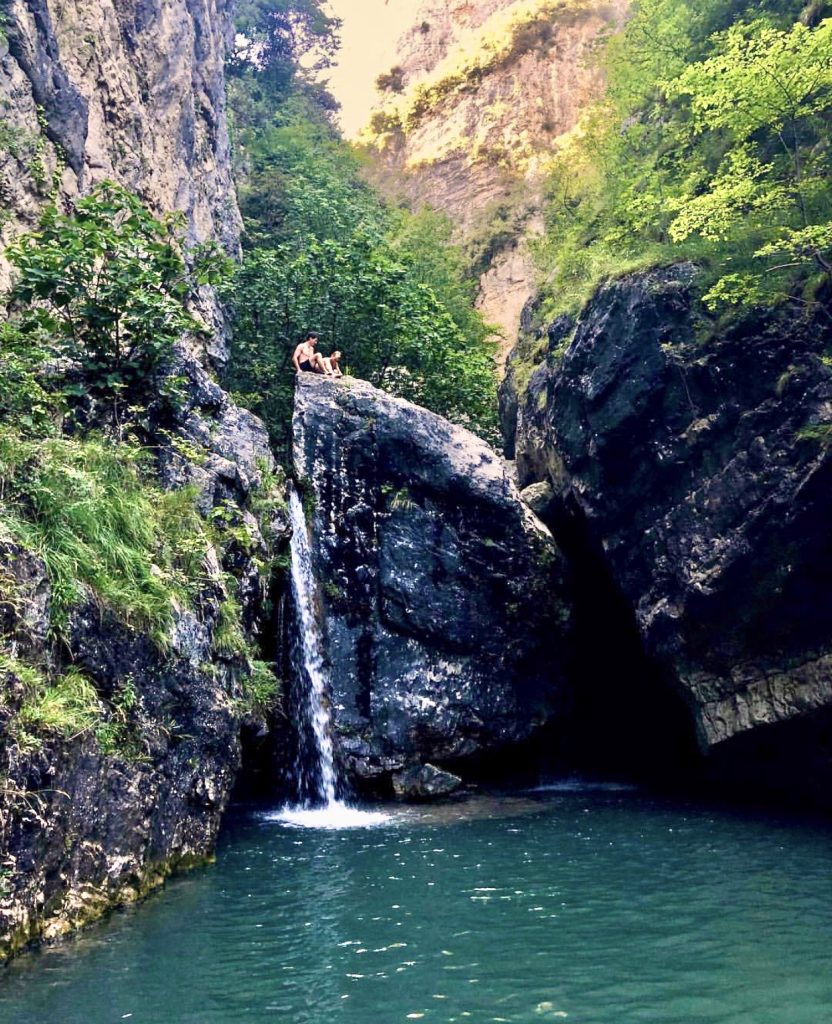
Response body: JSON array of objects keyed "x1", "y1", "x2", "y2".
[
  {"x1": 272, "y1": 488, "x2": 388, "y2": 830},
  {"x1": 288, "y1": 487, "x2": 338, "y2": 804}
]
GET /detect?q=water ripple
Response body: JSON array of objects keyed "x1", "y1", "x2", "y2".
[{"x1": 1, "y1": 793, "x2": 831, "y2": 1024}]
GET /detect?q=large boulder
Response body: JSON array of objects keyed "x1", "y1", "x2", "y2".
[
  {"x1": 508, "y1": 265, "x2": 832, "y2": 803},
  {"x1": 292, "y1": 375, "x2": 572, "y2": 792}
]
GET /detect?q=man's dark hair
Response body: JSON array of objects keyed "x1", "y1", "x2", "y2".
[{"x1": 304, "y1": 331, "x2": 320, "y2": 341}]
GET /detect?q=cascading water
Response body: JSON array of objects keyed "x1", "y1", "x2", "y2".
[
  {"x1": 272, "y1": 487, "x2": 388, "y2": 829},
  {"x1": 287, "y1": 486, "x2": 338, "y2": 805}
]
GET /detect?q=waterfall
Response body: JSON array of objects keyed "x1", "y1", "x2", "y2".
[
  {"x1": 270, "y1": 487, "x2": 390, "y2": 830},
  {"x1": 288, "y1": 487, "x2": 339, "y2": 806}
]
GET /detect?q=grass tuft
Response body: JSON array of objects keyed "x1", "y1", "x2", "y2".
[
  {"x1": 18, "y1": 666, "x2": 102, "y2": 739},
  {"x1": 243, "y1": 660, "x2": 281, "y2": 716},
  {"x1": 0, "y1": 429, "x2": 213, "y2": 641}
]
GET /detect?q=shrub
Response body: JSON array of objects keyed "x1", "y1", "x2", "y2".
[
  {"x1": 376, "y1": 66, "x2": 406, "y2": 93},
  {"x1": 4, "y1": 181, "x2": 230, "y2": 433},
  {"x1": 243, "y1": 660, "x2": 281, "y2": 715}
]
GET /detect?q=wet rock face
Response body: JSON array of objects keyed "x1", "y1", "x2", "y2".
[
  {"x1": 0, "y1": 601, "x2": 241, "y2": 955},
  {"x1": 293, "y1": 375, "x2": 572, "y2": 793},
  {"x1": 508, "y1": 265, "x2": 832, "y2": 781}
]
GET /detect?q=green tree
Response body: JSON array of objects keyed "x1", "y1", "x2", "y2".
[
  {"x1": 533, "y1": 1, "x2": 832, "y2": 319},
  {"x1": 230, "y1": 0, "x2": 340, "y2": 81},
  {"x1": 665, "y1": 17, "x2": 832, "y2": 303},
  {"x1": 389, "y1": 207, "x2": 494, "y2": 348},
  {"x1": 224, "y1": 231, "x2": 498, "y2": 447},
  {"x1": 226, "y1": 3, "x2": 499, "y2": 445}
]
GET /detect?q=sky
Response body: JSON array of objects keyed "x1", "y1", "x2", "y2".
[{"x1": 323, "y1": 0, "x2": 423, "y2": 138}]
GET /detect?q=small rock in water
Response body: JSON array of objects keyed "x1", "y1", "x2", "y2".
[{"x1": 392, "y1": 763, "x2": 463, "y2": 801}]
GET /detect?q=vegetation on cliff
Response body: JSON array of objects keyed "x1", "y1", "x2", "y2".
[
  {"x1": 5, "y1": 183, "x2": 228, "y2": 433},
  {"x1": 0, "y1": 186, "x2": 278, "y2": 751},
  {"x1": 535, "y1": 0, "x2": 832, "y2": 319},
  {"x1": 224, "y1": 0, "x2": 500, "y2": 445}
]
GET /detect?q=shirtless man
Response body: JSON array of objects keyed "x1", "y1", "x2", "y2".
[{"x1": 292, "y1": 332, "x2": 327, "y2": 374}]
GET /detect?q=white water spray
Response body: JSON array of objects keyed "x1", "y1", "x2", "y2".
[{"x1": 273, "y1": 488, "x2": 388, "y2": 830}]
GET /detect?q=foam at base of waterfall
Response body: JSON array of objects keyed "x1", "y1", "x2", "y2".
[{"x1": 264, "y1": 801, "x2": 393, "y2": 830}]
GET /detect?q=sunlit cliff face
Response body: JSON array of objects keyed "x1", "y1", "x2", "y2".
[{"x1": 349, "y1": 0, "x2": 629, "y2": 363}]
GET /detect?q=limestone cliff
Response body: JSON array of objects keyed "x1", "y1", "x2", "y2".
[
  {"x1": 362, "y1": 0, "x2": 627, "y2": 362},
  {"x1": 292, "y1": 374, "x2": 572, "y2": 795},
  {"x1": 0, "y1": 0, "x2": 240, "y2": 353},
  {"x1": 504, "y1": 266, "x2": 832, "y2": 808}
]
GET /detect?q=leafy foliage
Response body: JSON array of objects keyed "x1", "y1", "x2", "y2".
[
  {"x1": 1, "y1": 653, "x2": 147, "y2": 757},
  {"x1": 243, "y1": 660, "x2": 282, "y2": 716},
  {"x1": 0, "y1": 319, "x2": 58, "y2": 436},
  {"x1": 0, "y1": 430, "x2": 212, "y2": 641},
  {"x1": 0, "y1": 180, "x2": 274, "y2": 760},
  {"x1": 5, "y1": 182, "x2": 228, "y2": 430},
  {"x1": 665, "y1": 17, "x2": 832, "y2": 302},
  {"x1": 226, "y1": 232, "x2": 498, "y2": 443},
  {"x1": 228, "y1": 0, "x2": 341, "y2": 135},
  {"x1": 230, "y1": 0, "x2": 340, "y2": 84},
  {"x1": 535, "y1": 0, "x2": 832, "y2": 318}
]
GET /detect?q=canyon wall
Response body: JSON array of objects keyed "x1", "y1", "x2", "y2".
[
  {"x1": 0, "y1": 0, "x2": 240, "y2": 353},
  {"x1": 362, "y1": 0, "x2": 628, "y2": 362},
  {"x1": 502, "y1": 266, "x2": 832, "y2": 808},
  {"x1": 0, "y1": 1, "x2": 284, "y2": 956}
]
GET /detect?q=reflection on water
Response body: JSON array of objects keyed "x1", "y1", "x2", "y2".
[{"x1": 2, "y1": 789, "x2": 831, "y2": 1024}]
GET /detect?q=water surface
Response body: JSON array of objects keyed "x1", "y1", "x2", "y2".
[{"x1": 2, "y1": 788, "x2": 831, "y2": 1024}]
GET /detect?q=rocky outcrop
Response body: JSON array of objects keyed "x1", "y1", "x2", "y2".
[
  {"x1": 506, "y1": 265, "x2": 832, "y2": 803},
  {"x1": 392, "y1": 763, "x2": 463, "y2": 800},
  {"x1": 0, "y1": 0, "x2": 240, "y2": 354},
  {"x1": 292, "y1": 374, "x2": 572, "y2": 794},
  {"x1": 0, "y1": 376, "x2": 287, "y2": 958}
]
